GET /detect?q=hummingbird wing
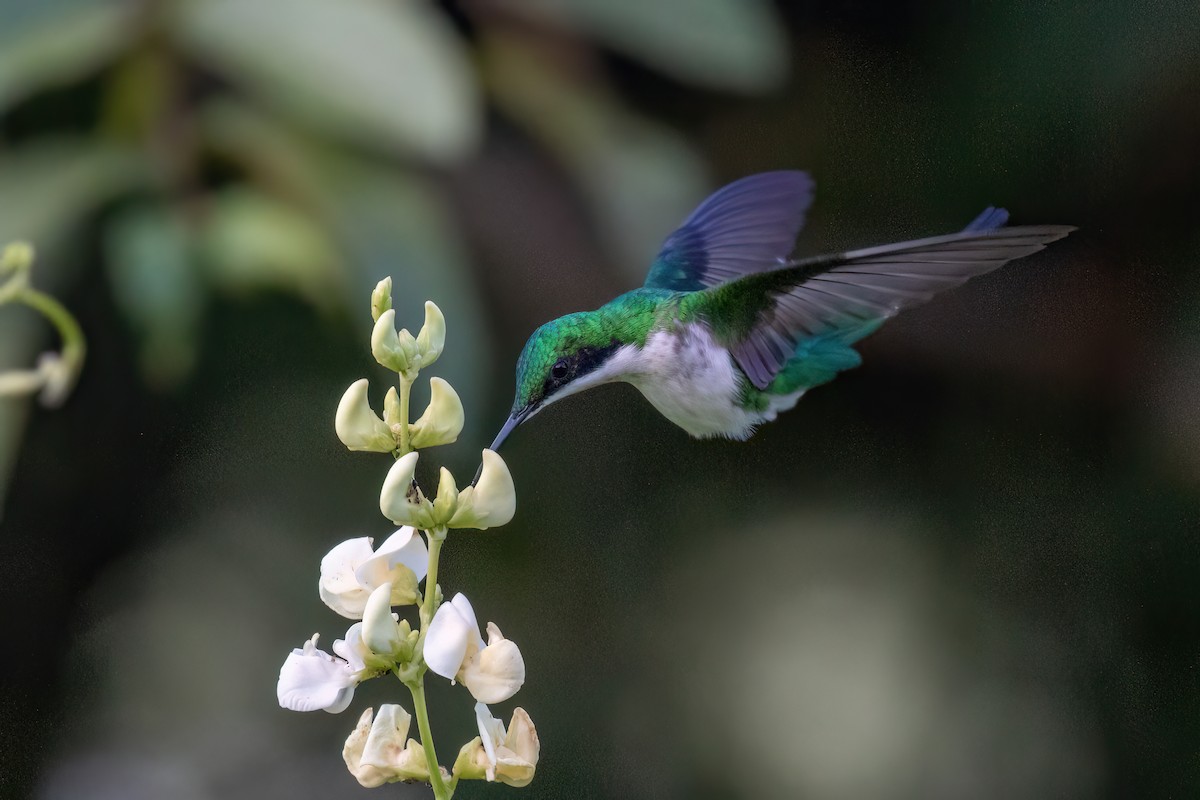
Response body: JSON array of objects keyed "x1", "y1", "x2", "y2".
[
  {"x1": 684, "y1": 223, "x2": 1075, "y2": 390},
  {"x1": 643, "y1": 171, "x2": 815, "y2": 292}
]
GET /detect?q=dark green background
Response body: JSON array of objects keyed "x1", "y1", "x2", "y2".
[{"x1": 2, "y1": 1, "x2": 1199, "y2": 798}]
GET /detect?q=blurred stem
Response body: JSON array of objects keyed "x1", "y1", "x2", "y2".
[
  {"x1": 18, "y1": 289, "x2": 86, "y2": 374},
  {"x1": 406, "y1": 675, "x2": 452, "y2": 800},
  {"x1": 0, "y1": 244, "x2": 86, "y2": 405}
]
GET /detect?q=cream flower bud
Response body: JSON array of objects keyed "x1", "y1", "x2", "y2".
[
  {"x1": 383, "y1": 386, "x2": 402, "y2": 427},
  {"x1": 379, "y1": 452, "x2": 434, "y2": 528},
  {"x1": 335, "y1": 379, "x2": 395, "y2": 453},
  {"x1": 415, "y1": 300, "x2": 446, "y2": 367},
  {"x1": 371, "y1": 309, "x2": 411, "y2": 373},
  {"x1": 431, "y1": 467, "x2": 460, "y2": 526},
  {"x1": 458, "y1": 704, "x2": 539, "y2": 786},
  {"x1": 409, "y1": 377, "x2": 464, "y2": 449},
  {"x1": 361, "y1": 582, "x2": 403, "y2": 656},
  {"x1": 424, "y1": 594, "x2": 525, "y2": 703},
  {"x1": 448, "y1": 450, "x2": 516, "y2": 530},
  {"x1": 397, "y1": 328, "x2": 419, "y2": 363},
  {"x1": 343, "y1": 705, "x2": 430, "y2": 787},
  {"x1": 370, "y1": 277, "x2": 392, "y2": 322}
]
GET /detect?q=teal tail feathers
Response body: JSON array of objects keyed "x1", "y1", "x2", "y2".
[{"x1": 765, "y1": 318, "x2": 883, "y2": 394}]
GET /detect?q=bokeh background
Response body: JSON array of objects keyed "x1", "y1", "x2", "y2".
[{"x1": 2, "y1": 0, "x2": 1199, "y2": 798}]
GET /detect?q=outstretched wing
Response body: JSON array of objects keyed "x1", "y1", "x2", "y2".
[
  {"x1": 685, "y1": 223, "x2": 1075, "y2": 389},
  {"x1": 644, "y1": 171, "x2": 815, "y2": 292}
]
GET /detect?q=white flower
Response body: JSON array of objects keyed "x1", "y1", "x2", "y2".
[
  {"x1": 343, "y1": 705, "x2": 430, "y2": 787},
  {"x1": 424, "y1": 593, "x2": 525, "y2": 703},
  {"x1": 277, "y1": 632, "x2": 369, "y2": 713},
  {"x1": 319, "y1": 528, "x2": 428, "y2": 619},
  {"x1": 409, "y1": 377, "x2": 464, "y2": 449},
  {"x1": 335, "y1": 379, "x2": 395, "y2": 453},
  {"x1": 447, "y1": 450, "x2": 515, "y2": 530},
  {"x1": 455, "y1": 704, "x2": 539, "y2": 786}
]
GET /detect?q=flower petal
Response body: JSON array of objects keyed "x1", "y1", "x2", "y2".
[
  {"x1": 499, "y1": 707, "x2": 540, "y2": 785},
  {"x1": 335, "y1": 379, "x2": 395, "y2": 452},
  {"x1": 415, "y1": 300, "x2": 446, "y2": 367},
  {"x1": 423, "y1": 597, "x2": 472, "y2": 680},
  {"x1": 379, "y1": 451, "x2": 427, "y2": 527},
  {"x1": 355, "y1": 527, "x2": 428, "y2": 605},
  {"x1": 343, "y1": 708, "x2": 389, "y2": 788},
  {"x1": 360, "y1": 704, "x2": 429, "y2": 781},
  {"x1": 474, "y1": 702, "x2": 505, "y2": 781},
  {"x1": 319, "y1": 537, "x2": 376, "y2": 619},
  {"x1": 277, "y1": 634, "x2": 358, "y2": 713},
  {"x1": 462, "y1": 623, "x2": 525, "y2": 704},
  {"x1": 410, "y1": 377, "x2": 464, "y2": 449},
  {"x1": 332, "y1": 623, "x2": 370, "y2": 672},
  {"x1": 371, "y1": 308, "x2": 410, "y2": 373},
  {"x1": 447, "y1": 449, "x2": 515, "y2": 530},
  {"x1": 450, "y1": 593, "x2": 485, "y2": 653},
  {"x1": 361, "y1": 582, "x2": 402, "y2": 655}
]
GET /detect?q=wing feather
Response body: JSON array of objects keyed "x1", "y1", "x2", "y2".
[
  {"x1": 698, "y1": 224, "x2": 1074, "y2": 389},
  {"x1": 644, "y1": 171, "x2": 814, "y2": 292}
]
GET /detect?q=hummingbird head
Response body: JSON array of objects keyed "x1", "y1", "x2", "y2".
[{"x1": 489, "y1": 312, "x2": 621, "y2": 451}]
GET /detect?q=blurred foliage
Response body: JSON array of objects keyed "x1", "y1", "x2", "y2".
[
  {"x1": 2, "y1": 0, "x2": 1200, "y2": 799},
  {"x1": 0, "y1": 0, "x2": 796, "y2": 502}
]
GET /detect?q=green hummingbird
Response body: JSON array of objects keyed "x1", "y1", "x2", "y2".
[{"x1": 488, "y1": 171, "x2": 1073, "y2": 451}]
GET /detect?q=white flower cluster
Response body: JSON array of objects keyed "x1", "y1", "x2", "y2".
[{"x1": 276, "y1": 285, "x2": 538, "y2": 797}]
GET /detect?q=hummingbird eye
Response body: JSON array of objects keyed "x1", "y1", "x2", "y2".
[{"x1": 550, "y1": 360, "x2": 569, "y2": 381}]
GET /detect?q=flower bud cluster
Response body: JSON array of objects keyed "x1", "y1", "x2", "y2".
[
  {"x1": 277, "y1": 281, "x2": 538, "y2": 796},
  {"x1": 380, "y1": 450, "x2": 515, "y2": 531},
  {"x1": 372, "y1": 300, "x2": 445, "y2": 378}
]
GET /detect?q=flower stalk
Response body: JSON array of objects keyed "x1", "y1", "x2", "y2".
[
  {"x1": 278, "y1": 280, "x2": 536, "y2": 797},
  {"x1": 397, "y1": 373, "x2": 412, "y2": 455},
  {"x1": 406, "y1": 674, "x2": 452, "y2": 800}
]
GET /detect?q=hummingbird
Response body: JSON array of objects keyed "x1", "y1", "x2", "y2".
[{"x1": 488, "y1": 171, "x2": 1073, "y2": 451}]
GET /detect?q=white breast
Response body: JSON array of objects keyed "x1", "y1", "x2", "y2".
[
  {"x1": 543, "y1": 323, "x2": 804, "y2": 439},
  {"x1": 617, "y1": 325, "x2": 801, "y2": 439}
]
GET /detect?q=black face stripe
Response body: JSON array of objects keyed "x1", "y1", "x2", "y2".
[{"x1": 541, "y1": 340, "x2": 620, "y2": 398}]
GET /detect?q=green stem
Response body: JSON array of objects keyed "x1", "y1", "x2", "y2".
[
  {"x1": 397, "y1": 373, "x2": 413, "y2": 454},
  {"x1": 420, "y1": 528, "x2": 445, "y2": 629},
  {"x1": 407, "y1": 675, "x2": 453, "y2": 800}
]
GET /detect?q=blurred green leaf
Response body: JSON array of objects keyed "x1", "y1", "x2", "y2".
[
  {"x1": 104, "y1": 204, "x2": 203, "y2": 389},
  {"x1": 515, "y1": 0, "x2": 788, "y2": 92},
  {"x1": 172, "y1": 0, "x2": 481, "y2": 164},
  {"x1": 485, "y1": 36, "x2": 708, "y2": 280},
  {"x1": 0, "y1": 139, "x2": 143, "y2": 258},
  {"x1": 0, "y1": 0, "x2": 135, "y2": 113},
  {"x1": 199, "y1": 186, "x2": 346, "y2": 312},
  {"x1": 199, "y1": 101, "x2": 489, "y2": 408}
]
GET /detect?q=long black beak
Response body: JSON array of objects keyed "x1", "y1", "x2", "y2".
[
  {"x1": 473, "y1": 405, "x2": 535, "y2": 485},
  {"x1": 488, "y1": 411, "x2": 524, "y2": 453}
]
